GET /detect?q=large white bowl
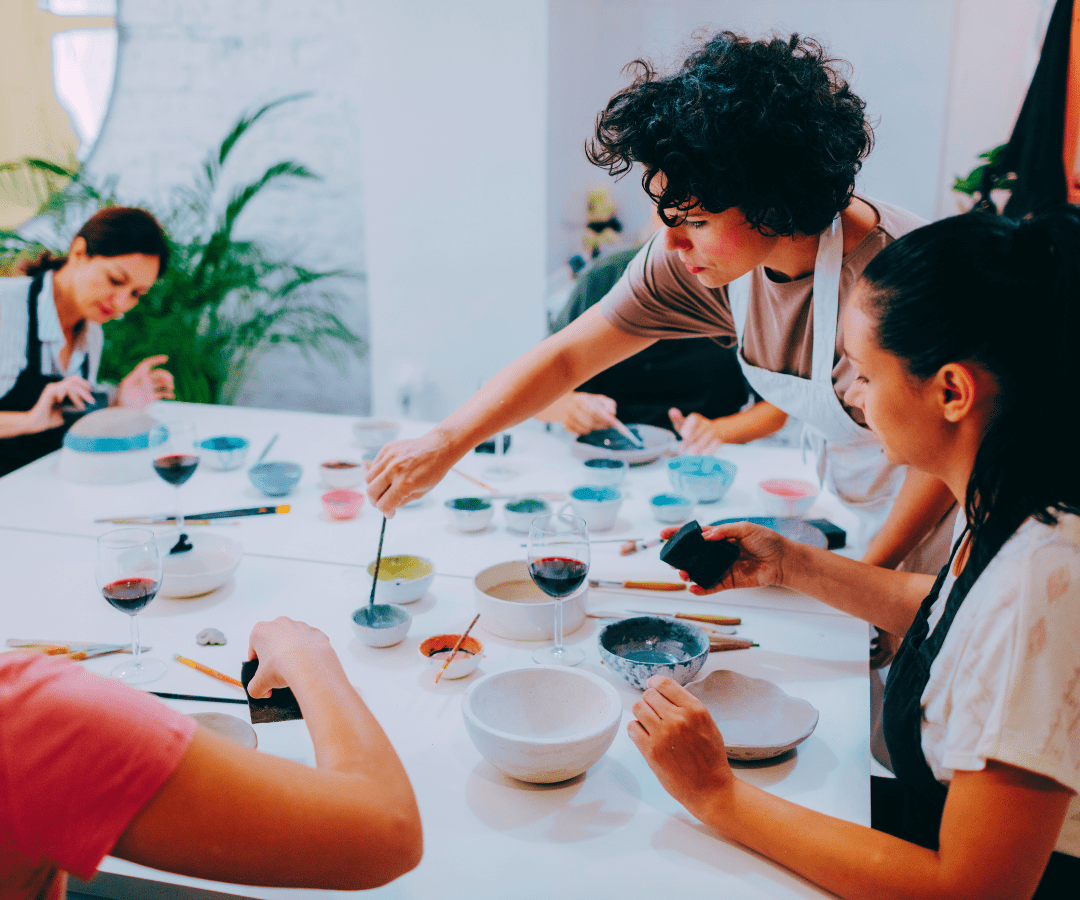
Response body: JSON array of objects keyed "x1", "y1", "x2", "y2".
[
  {"x1": 461, "y1": 667, "x2": 622, "y2": 783},
  {"x1": 473, "y1": 560, "x2": 587, "y2": 641},
  {"x1": 158, "y1": 531, "x2": 242, "y2": 598},
  {"x1": 59, "y1": 408, "x2": 165, "y2": 483}
]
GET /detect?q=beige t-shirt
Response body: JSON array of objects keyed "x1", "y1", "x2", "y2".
[{"x1": 599, "y1": 197, "x2": 925, "y2": 423}]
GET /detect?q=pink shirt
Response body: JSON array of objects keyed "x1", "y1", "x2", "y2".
[{"x1": 0, "y1": 654, "x2": 196, "y2": 899}]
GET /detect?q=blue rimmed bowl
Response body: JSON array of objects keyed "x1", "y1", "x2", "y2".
[
  {"x1": 667, "y1": 456, "x2": 737, "y2": 503},
  {"x1": 199, "y1": 435, "x2": 249, "y2": 471},
  {"x1": 598, "y1": 615, "x2": 710, "y2": 690},
  {"x1": 249, "y1": 461, "x2": 302, "y2": 496}
]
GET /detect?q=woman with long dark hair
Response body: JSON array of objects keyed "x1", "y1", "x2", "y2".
[
  {"x1": 631, "y1": 207, "x2": 1080, "y2": 899},
  {"x1": 0, "y1": 206, "x2": 175, "y2": 476}
]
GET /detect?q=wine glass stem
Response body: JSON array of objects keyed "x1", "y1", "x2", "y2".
[
  {"x1": 175, "y1": 485, "x2": 184, "y2": 531},
  {"x1": 130, "y1": 613, "x2": 142, "y2": 660},
  {"x1": 553, "y1": 596, "x2": 564, "y2": 654}
]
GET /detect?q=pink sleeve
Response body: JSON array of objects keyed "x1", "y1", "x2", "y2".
[{"x1": 0, "y1": 654, "x2": 197, "y2": 880}]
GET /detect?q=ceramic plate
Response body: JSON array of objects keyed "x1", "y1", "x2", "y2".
[
  {"x1": 709, "y1": 516, "x2": 828, "y2": 550},
  {"x1": 686, "y1": 669, "x2": 819, "y2": 760},
  {"x1": 573, "y1": 423, "x2": 678, "y2": 466}
]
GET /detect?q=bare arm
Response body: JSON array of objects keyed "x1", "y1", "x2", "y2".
[
  {"x1": 366, "y1": 304, "x2": 655, "y2": 513},
  {"x1": 632, "y1": 677, "x2": 1071, "y2": 900},
  {"x1": 0, "y1": 377, "x2": 95, "y2": 439},
  {"x1": 111, "y1": 618, "x2": 422, "y2": 890},
  {"x1": 668, "y1": 401, "x2": 788, "y2": 452},
  {"x1": 863, "y1": 469, "x2": 957, "y2": 569}
]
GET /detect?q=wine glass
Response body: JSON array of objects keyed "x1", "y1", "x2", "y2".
[
  {"x1": 96, "y1": 528, "x2": 165, "y2": 684},
  {"x1": 152, "y1": 420, "x2": 200, "y2": 552},
  {"x1": 529, "y1": 513, "x2": 589, "y2": 666},
  {"x1": 484, "y1": 429, "x2": 519, "y2": 481}
]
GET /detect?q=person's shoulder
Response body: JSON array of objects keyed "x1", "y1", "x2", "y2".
[{"x1": 859, "y1": 196, "x2": 927, "y2": 242}]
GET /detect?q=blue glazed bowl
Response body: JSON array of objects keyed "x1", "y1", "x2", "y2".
[
  {"x1": 199, "y1": 435, "x2": 249, "y2": 471},
  {"x1": 649, "y1": 492, "x2": 695, "y2": 524},
  {"x1": 598, "y1": 616, "x2": 710, "y2": 690},
  {"x1": 248, "y1": 461, "x2": 303, "y2": 496},
  {"x1": 667, "y1": 456, "x2": 737, "y2": 503}
]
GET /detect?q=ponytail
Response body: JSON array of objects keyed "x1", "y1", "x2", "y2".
[{"x1": 859, "y1": 205, "x2": 1080, "y2": 556}]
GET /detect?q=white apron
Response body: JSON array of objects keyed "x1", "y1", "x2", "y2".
[{"x1": 727, "y1": 216, "x2": 905, "y2": 548}]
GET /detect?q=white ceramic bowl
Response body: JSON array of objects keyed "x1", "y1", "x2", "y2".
[
  {"x1": 352, "y1": 604, "x2": 411, "y2": 647},
  {"x1": 366, "y1": 555, "x2": 436, "y2": 604},
  {"x1": 581, "y1": 457, "x2": 627, "y2": 485},
  {"x1": 502, "y1": 498, "x2": 551, "y2": 533},
  {"x1": 461, "y1": 667, "x2": 622, "y2": 783},
  {"x1": 568, "y1": 485, "x2": 623, "y2": 532},
  {"x1": 353, "y1": 418, "x2": 400, "y2": 452},
  {"x1": 320, "y1": 459, "x2": 363, "y2": 488},
  {"x1": 445, "y1": 498, "x2": 495, "y2": 532},
  {"x1": 59, "y1": 408, "x2": 165, "y2": 484},
  {"x1": 758, "y1": 478, "x2": 819, "y2": 517},
  {"x1": 158, "y1": 531, "x2": 243, "y2": 598},
  {"x1": 419, "y1": 633, "x2": 484, "y2": 680},
  {"x1": 473, "y1": 560, "x2": 587, "y2": 641},
  {"x1": 650, "y1": 493, "x2": 695, "y2": 524}
]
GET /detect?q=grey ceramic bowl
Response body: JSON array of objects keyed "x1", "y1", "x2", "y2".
[
  {"x1": 598, "y1": 615, "x2": 710, "y2": 690},
  {"x1": 248, "y1": 461, "x2": 303, "y2": 496},
  {"x1": 199, "y1": 435, "x2": 249, "y2": 471}
]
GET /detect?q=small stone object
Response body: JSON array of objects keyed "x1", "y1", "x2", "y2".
[{"x1": 196, "y1": 628, "x2": 227, "y2": 646}]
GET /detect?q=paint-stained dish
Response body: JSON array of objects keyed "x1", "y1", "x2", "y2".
[
  {"x1": 573, "y1": 423, "x2": 677, "y2": 465},
  {"x1": 686, "y1": 669, "x2": 819, "y2": 761}
]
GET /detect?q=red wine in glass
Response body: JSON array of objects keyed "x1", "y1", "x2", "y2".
[
  {"x1": 102, "y1": 576, "x2": 159, "y2": 614},
  {"x1": 528, "y1": 557, "x2": 588, "y2": 597},
  {"x1": 153, "y1": 454, "x2": 199, "y2": 486}
]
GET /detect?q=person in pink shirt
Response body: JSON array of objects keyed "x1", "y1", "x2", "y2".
[{"x1": 0, "y1": 617, "x2": 422, "y2": 898}]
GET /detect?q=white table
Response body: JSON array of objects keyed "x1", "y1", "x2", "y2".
[{"x1": 0, "y1": 403, "x2": 870, "y2": 900}]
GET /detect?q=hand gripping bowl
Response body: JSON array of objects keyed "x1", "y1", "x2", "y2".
[
  {"x1": 598, "y1": 615, "x2": 710, "y2": 691},
  {"x1": 461, "y1": 667, "x2": 622, "y2": 783}
]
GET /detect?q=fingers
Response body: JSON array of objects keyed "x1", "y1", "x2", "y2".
[
  {"x1": 135, "y1": 354, "x2": 170, "y2": 372},
  {"x1": 668, "y1": 407, "x2": 686, "y2": 431}
]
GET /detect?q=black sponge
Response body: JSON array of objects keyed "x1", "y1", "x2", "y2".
[{"x1": 659, "y1": 520, "x2": 739, "y2": 589}]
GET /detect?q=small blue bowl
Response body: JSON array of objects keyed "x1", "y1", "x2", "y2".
[
  {"x1": 650, "y1": 492, "x2": 694, "y2": 524},
  {"x1": 249, "y1": 461, "x2": 302, "y2": 496},
  {"x1": 598, "y1": 616, "x2": 710, "y2": 690},
  {"x1": 582, "y1": 457, "x2": 627, "y2": 485},
  {"x1": 667, "y1": 456, "x2": 737, "y2": 503},
  {"x1": 199, "y1": 435, "x2": 249, "y2": 471}
]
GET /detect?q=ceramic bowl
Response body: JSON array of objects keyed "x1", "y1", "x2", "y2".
[
  {"x1": 650, "y1": 492, "x2": 695, "y2": 524},
  {"x1": 248, "y1": 461, "x2": 302, "y2": 497},
  {"x1": 473, "y1": 560, "x2": 587, "y2": 641},
  {"x1": 582, "y1": 457, "x2": 627, "y2": 485},
  {"x1": 188, "y1": 711, "x2": 257, "y2": 749},
  {"x1": 667, "y1": 456, "x2": 737, "y2": 503},
  {"x1": 320, "y1": 459, "x2": 363, "y2": 488},
  {"x1": 686, "y1": 669, "x2": 819, "y2": 760},
  {"x1": 758, "y1": 478, "x2": 819, "y2": 517},
  {"x1": 445, "y1": 497, "x2": 495, "y2": 532},
  {"x1": 502, "y1": 497, "x2": 550, "y2": 533},
  {"x1": 322, "y1": 488, "x2": 364, "y2": 520},
  {"x1": 352, "y1": 604, "x2": 411, "y2": 647},
  {"x1": 568, "y1": 485, "x2": 623, "y2": 532},
  {"x1": 366, "y1": 554, "x2": 435, "y2": 603},
  {"x1": 353, "y1": 418, "x2": 400, "y2": 452},
  {"x1": 461, "y1": 667, "x2": 622, "y2": 783},
  {"x1": 598, "y1": 615, "x2": 710, "y2": 690},
  {"x1": 419, "y1": 633, "x2": 484, "y2": 680},
  {"x1": 158, "y1": 531, "x2": 243, "y2": 598},
  {"x1": 198, "y1": 436, "x2": 249, "y2": 471},
  {"x1": 59, "y1": 408, "x2": 165, "y2": 484}
]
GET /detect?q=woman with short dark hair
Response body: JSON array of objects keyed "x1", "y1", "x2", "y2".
[{"x1": 0, "y1": 206, "x2": 176, "y2": 476}]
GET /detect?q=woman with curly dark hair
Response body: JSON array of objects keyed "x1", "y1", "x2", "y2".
[{"x1": 366, "y1": 31, "x2": 955, "y2": 587}]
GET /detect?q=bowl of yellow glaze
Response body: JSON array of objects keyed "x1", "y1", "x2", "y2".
[{"x1": 365, "y1": 554, "x2": 435, "y2": 604}]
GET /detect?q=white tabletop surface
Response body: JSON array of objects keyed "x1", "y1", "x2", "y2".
[{"x1": 1, "y1": 403, "x2": 870, "y2": 899}]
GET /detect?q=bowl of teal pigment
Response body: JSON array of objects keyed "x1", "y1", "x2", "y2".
[
  {"x1": 502, "y1": 498, "x2": 550, "y2": 533},
  {"x1": 598, "y1": 615, "x2": 710, "y2": 690},
  {"x1": 445, "y1": 497, "x2": 495, "y2": 532}
]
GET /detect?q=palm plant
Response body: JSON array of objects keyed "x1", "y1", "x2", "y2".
[{"x1": 0, "y1": 95, "x2": 364, "y2": 403}]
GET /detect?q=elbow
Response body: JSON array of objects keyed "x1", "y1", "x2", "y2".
[{"x1": 337, "y1": 808, "x2": 423, "y2": 890}]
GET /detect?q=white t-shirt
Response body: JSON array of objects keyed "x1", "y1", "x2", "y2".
[
  {"x1": 921, "y1": 511, "x2": 1080, "y2": 857},
  {"x1": 0, "y1": 271, "x2": 103, "y2": 398}
]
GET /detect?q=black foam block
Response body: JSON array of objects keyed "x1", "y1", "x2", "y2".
[
  {"x1": 240, "y1": 658, "x2": 304, "y2": 724},
  {"x1": 658, "y1": 520, "x2": 739, "y2": 589}
]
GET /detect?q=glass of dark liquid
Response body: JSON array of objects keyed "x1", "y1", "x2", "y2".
[
  {"x1": 529, "y1": 513, "x2": 589, "y2": 666},
  {"x1": 96, "y1": 528, "x2": 164, "y2": 684},
  {"x1": 151, "y1": 420, "x2": 200, "y2": 550}
]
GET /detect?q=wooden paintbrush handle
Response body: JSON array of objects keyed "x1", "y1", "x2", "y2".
[
  {"x1": 622, "y1": 581, "x2": 686, "y2": 591},
  {"x1": 675, "y1": 612, "x2": 742, "y2": 626}
]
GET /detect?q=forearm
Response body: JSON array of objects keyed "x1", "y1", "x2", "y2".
[
  {"x1": 0, "y1": 411, "x2": 34, "y2": 438},
  {"x1": 711, "y1": 401, "x2": 788, "y2": 444},
  {"x1": 534, "y1": 393, "x2": 576, "y2": 426},
  {"x1": 782, "y1": 541, "x2": 932, "y2": 634},
  {"x1": 863, "y1": 469, "x2": 958, "y2": 568}
]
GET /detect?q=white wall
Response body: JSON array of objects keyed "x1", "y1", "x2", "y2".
[
  {"x1": 88, "y1": 0, "x2": 370, "y2": 414},
  {"x1": 547, "y1": 0, "x2": 1054, "y2": 272},
  {"x1": 357, "y1": 1, "x2": 549, "y2": 420}
]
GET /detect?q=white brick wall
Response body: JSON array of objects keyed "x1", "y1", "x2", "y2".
[{"x1": 89, "y1": 0, "x2": 370, "y2": 413}]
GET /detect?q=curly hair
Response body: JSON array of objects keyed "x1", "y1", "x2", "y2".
[{"x1": 586, "y1": 32, "x2": 874, "y2": 237}]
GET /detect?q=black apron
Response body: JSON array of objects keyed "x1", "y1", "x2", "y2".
[
  {"x1": 0, "y1": 273, "x2": 89, "y2": 478},
  {"x1": 880, "y1": 524, "x2": 1080, "y2": 896}
]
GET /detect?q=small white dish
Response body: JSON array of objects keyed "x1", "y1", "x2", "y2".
[
  {"x1": 650, "y1": 492, "x2": 695, "y2": 524},
  {"x1": 581, "y1": 457, "x2": 627, "y2": 485},
  {"x1": 445, "y1": 497, "x2": 495, "y2": 532},
  {"x1": 567, "y1": 485, "x2": 622, "y2": 532},
  {"x1": 320, "y1": 459, "x2": 363, "y2": 488},
  {"x1": 758, "y1": 478, "x2": 819, "y2": 517},
  {"x1": 366, "y1": 555, "x2": 435, "y2": 603},
  {"x1": 352, "y1": 604, "x2": 411, "y2": 647},
  {"x1": 502, "y1": 498, "x2": 551, "y2": 533},
  {"x1": 158, "y1": 531, "x2": 242, "y2": 598},
  {"x1": 419, "y1": 633, "x2": 484, "y2": 680},
  {"x1": 685, "y1": 669, "x2": 819, "y2": 760}
]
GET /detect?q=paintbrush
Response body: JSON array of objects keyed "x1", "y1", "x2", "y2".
[
  {"x1": 589, "y1": 579, "x2": 685, "y2": 591},
  {"x1": 610, "y1": 416, "x2": 645, "y2": 448},
  {"x1": 96, "y1": 504, "x2": 290, "y2": 524},
  {"x1": 435, "y1": 613, "x2": 481, "y2": 684},
  {"x1": 620, "y1": 537, "x2": 664, "y2": 555}
]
